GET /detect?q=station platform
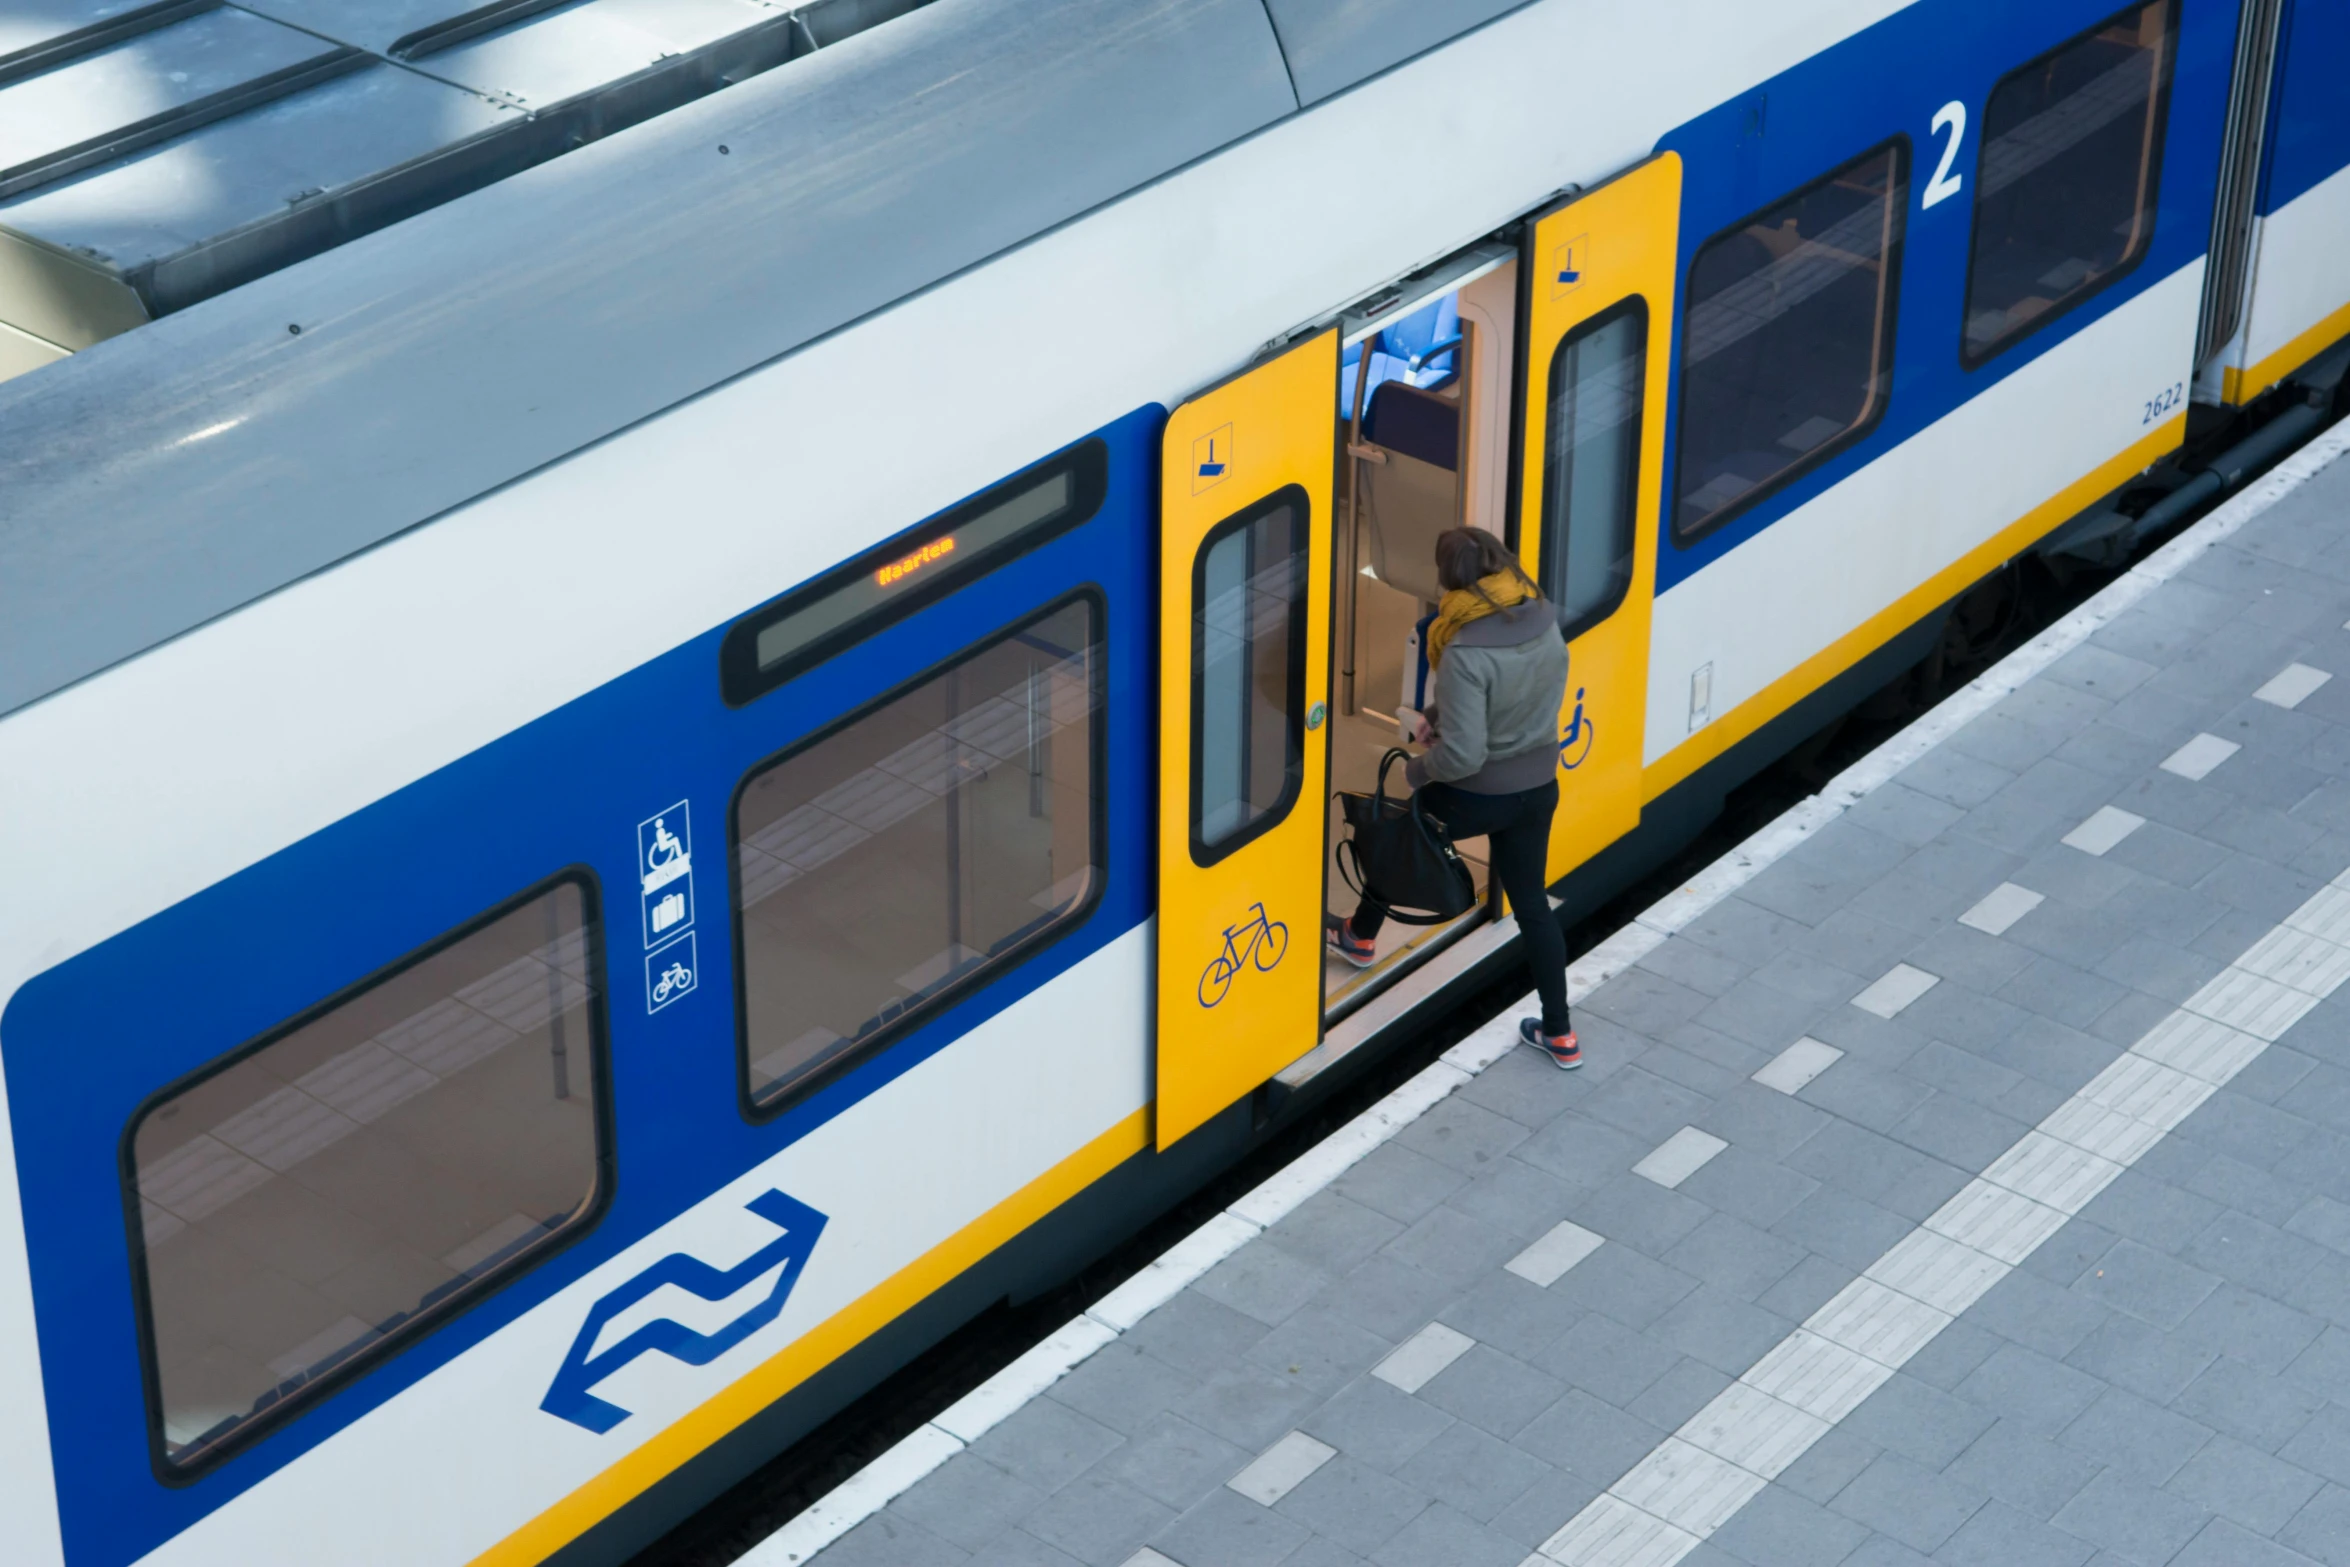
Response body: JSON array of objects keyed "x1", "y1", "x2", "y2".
[{"x1": 778, "y1": 429, "x2": 2350, "y2": 1567}]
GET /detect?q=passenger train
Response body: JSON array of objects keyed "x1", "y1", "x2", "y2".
[{"x1": 1, "y1": 0, "x2": 2346, "y2": 1561}]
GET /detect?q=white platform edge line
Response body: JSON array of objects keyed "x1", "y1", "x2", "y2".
[{"x1": 748, "y1": 424, "x2": 2350, "y2": 1565}]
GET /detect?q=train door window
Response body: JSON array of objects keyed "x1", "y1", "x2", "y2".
[
  {"x1": 1673, "y1": 139, "x2": 1909, "y2": 542},
  {"x1": 1190, "y1": 491, "x2": 1309, "y2": 864},
  {"x1": 1962, "y1": 1, "x2": 2176, "y2": 366},
  {"x1": 125, "y1": 874, "x2": 609, "y2": 1475},
  {"x1": 1541, "y1": 298, "x2": 1647, "y2": 638},
  {"x1": 733, "y1": 595, "x2": 1104, "y2": 1111}
]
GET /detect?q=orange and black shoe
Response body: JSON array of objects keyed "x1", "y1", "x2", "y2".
[
  {"x1": 1325, "y1": 914, "x2": 1377, "y2": 969},
  {"x1": 1520, "y1": 1017, "x2": 1582, "y2": 1070}
]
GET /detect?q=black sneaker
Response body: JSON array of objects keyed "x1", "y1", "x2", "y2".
[{"x1": 1520, "y1": 1017, "x2": 1582, "y2": 1070}]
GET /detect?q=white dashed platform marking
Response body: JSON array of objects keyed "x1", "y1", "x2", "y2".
[
  {"x1": 1227, "y1": 1431, "x2": 1334, "y2": 1506},
  {"x1": 1371, "y1": 1321, "x2": 1474, "y2": 1393},
  {"x1": 2255, "y1": 661, "x2": 2332, "y2": 708},
  {"x1": 1850, "y1": 963, "x2": 1937, "y2": 1018},
  {"x1": 1632, "y1": 1128, "x2": 1727, "y2": 1189},
  {"x1": 1959, "y1": 880, "x2": 2044, "y2": 935},
  {"x1": 1507, "y1": 1220, "x2": 1606, "y2": 1286},
  {"x1": 2160, "y1": 730, "x2": 2240, "y2": 780},
  {"x1": 2061, "y1": 805, "x2": 2144, "y2": 855},
  {"x1": 1751, "y1": 1037, "x2": 1842, "y2": 1095}
]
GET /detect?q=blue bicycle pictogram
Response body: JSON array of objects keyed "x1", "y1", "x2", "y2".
[
  {"x1": 1558, "y1": 688, "x2": 1596, "y2": 771},
  {"x1": 1198, "y1": 902, "x2": 1288, "y2": 1008}
]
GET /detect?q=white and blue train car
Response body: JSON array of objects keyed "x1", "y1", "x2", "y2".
[{"x1": 1, "y1": 0, "x2": 2345, "y2": 1562}]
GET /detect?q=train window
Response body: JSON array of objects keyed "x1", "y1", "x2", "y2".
[
  {"x1": 125, "y1": 874, "x2": 610, "y2": 1476},
  {"x1": 733, "y1": 594, "x2": 1104, "y2": 1111},
  {"x1": 1673, "y1": 139, "x2": 1909, "y2": 543},
  {"x1": 720, "y1": 441, "x2": 1109, "y2": 705},
  {"x1": 1963, "y1": 0, "x2": 2175, "y2": 366},
  {"x1": 1540, "y1": 298, "x2": 1647, "y2": 638},
  {"x1": 1189, "y1": 489, "x2": 1309, "y2": 865}
]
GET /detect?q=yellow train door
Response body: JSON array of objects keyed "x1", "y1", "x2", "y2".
[
  {"x1": 1512, "y1": 155, "x2": 1682, "y2": 881},
  {"x1": 1155, "y1": 332, "x2": 1338, "y2": 1149}
]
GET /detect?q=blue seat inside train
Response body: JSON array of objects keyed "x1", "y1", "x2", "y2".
[{"x1": 1339, "y1": 293, "x2": 1462, "y2": 417}]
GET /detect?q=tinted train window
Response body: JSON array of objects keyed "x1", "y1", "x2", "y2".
[
  {"x1": 1190, "y1": 489, "x2": 1309, "y2": 864},
  {"x1": 1963, "y1": 1, "x2": 2175, "y2": 365},
  {"x1": 127, "y1": 875, "x2": 609, "y2": 1474},
  {"x1": 734, "y1": 595, "x2": 1104, "y2": 1110},
  {"x1": 1541, "y1": 299, "x2": 1647, "y2": 638},
  {"x1": 1674, "y1": 139, "x2": 1909, "y2": 542}
]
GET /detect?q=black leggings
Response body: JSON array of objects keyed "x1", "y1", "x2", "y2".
[{"x1": 1348, "y1": 779, "x2": 1571, "y2": 1036}]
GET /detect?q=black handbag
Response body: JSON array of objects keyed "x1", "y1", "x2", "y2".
[{"x1": 1337, "y1": 748, "x2": 1479, "y2": 926}]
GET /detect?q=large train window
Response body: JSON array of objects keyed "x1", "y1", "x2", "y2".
[
  {"x1": 124, "y1": 873, "x2": 611, "y2": 1477},
  {"x1": 1673, "y1": 138, "x2": 1909, "y2": 543},
  {"x1": 1540, "y1": 297, "x2": 1647, "y2": 639},
  {"x1": 1189, "y1": 489, "x2": 1309, "y2": 865},
  {"x1": 732, "y1": 594, "x2": 1104, "y2": 1112},
  {"x1": 1962, "y1": 0, "x2": 2176, "y2": 366}
]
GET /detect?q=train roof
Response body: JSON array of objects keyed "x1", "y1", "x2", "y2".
[{"x1": 0, "y1": 0, "x2": 1530, "y2": 719}]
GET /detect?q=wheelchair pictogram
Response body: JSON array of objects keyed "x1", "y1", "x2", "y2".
[
  {"x1": 1559, "y1": 688, "x2": 1596, "y2": 771},
  {"x1": 1198, "y1": 901, "x2": 1288, "y2": 1008}
]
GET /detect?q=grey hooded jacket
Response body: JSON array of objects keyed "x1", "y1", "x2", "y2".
[{"x1": 1405, "y1": 596, "x2": 1571, "y2": 795}]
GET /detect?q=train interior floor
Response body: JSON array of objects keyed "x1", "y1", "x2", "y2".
[{"x1": 811, "y1": 441, "x2": 2350, "y2": 1567}]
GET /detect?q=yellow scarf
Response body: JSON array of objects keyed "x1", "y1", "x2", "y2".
[{"x1": 1426, "y1": 570, "x2": 1538, "y2": 667}]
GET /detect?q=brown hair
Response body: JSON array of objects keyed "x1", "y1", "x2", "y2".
[{"x1": 1433, "y1": 527, "x2": 1536, "y2": 606}]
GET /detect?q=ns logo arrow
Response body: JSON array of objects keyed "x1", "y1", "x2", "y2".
[{"x1": 541, "y1": 1188, "x2": 827, "y2": 1434}]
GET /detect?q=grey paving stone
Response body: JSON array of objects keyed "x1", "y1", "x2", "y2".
[
  {"x1": 2081, "y1": 1169, "x2": 2230, "y2": 1253},
  {"x1": 1575, "y1": 1066, "x2": 1714, "y2": 1145},
  {"x1": 1571, "y1": 1172, "x2": 1713, "y2": 1258},
  {"x1": 2283, "y1": 1406, "x2": 2350, "y2": 1490},
  {"x1": 1395, "y1": 1096, "x2": 1533, "y2": 1175},
  {"x1": 1781, "y1": 1119, "x2": 1969, "y2": 1222},
  {"x1": 1514, "y1": 1387, "x2": 1668, "y2": 1489},
  {"x1": 1664, "y1": 1019, "x2": 1780, "y2": 1077},
  {"x1": 1193, "y1": 1240, "x2": 1333, "y2": 1328},
  {"x1": 1392, "y1": 1421, "x2": 1552, "y2": 1524},
  {"x1": 1263, "y1": 1191, "x2": 1408, "y2": 1277},
  {"x1": 1584, "y1": 966, "x2": 1715, "y2": 1036},
  {"x1": 1758, "y1": 1253, "x2": 1862, "y2": 1326},
  {"x1": 1624, "y1": 1356, "x2": 1735, "y2": 1431},
  {"x1": 1272, "y1": 1455, "x2": 1431, "y2": 1559},
  {"x1": 1934, "y1": 1500, "x2": 2096, "y2": 1567},
  {"x1": 962, "y1": 1530, "x2": 1085, "y2": 1567},
  {"x1": 1530, "y1": 1308, "x2": 1683, "y2": 1405},
  {"x1": 1967, "y1": 1014, "x2": 2123, "y2": 1096},
  {"x1": 2096, "y1": 935, "x2": 2228, "y2": 1004},
  {"x1": 2106, "y1": 820, "x2": 2234, "y2": 889},
  {"x1": 2180, "y1": 1098, "x2": 2322, "y2": 1177},
  {"x1": 2173, "y1": 1356, "x2": 2327, "y2": 1453},
  {"x1": 1796, "y1": 1058, "x2": 1934, "y2": 1133},
  {"x1": 1888, "y1": 1090, "x2": 2033, "y2": 1171},
  {"x1": 1841, "y1": 1373, "x2": 1996, "y2": 1468},
  {"x1": 1486, "y1": 1464, "x2": 1605, "y2": 1549},
  {"x1": 2221, "y1": 1044, "x2": 2320, "y2": 1106},
  {"x1": 1948, "y1": 1419, "x2": 2104, "y2": 1517},
  {"x1": 1904, "y1": 745, "x2": 2020, "y2": 809},
  {"x1": 1511, "y1": 1111, "x2": 1650, "y2": 1190},
  {"x1": 1660, "y1": 1211, "x2": 1809, "y2": 1301},
  {"x1": 2048, "y1": 642, "x2": 2161, "y2": 700},
  {"x1": 1049, "y1": 1343, "x2": 1199, "y2": 1436},
  {"x1": 1148, "y1": 1485, "x2": 1310, "y2": 1567},
  {"x1": 824, "y1": 1512, "x2": 974, "y2": 1567},
  {"x1": 2059, "y1": 1386, "x2": 2215, "y2": 1485},
  {"x1": 1298, "y1": 1377, "x2": 1449, "y2": 1474},
  {"x1": 1366, "y1": 1501, "x2": 1524, "y2": 1567},
  {"x1": 2290, "y1": 1328, "x2": 2350, "y2": 1407},
  {"x1": 1695, "y1": 974, "x2": 1842, "y2": 1050},
  {"x1": 1838, "y1": 1538, "x2": 1933, "y2": 1567},
  {"x1": 1845, "y1": 780, "x2": 1968, "y2": 847},
  {"x1": 1333, "y1": 1142, "x2": 1470, "y2": 1226},
  {"x1": 1772, "y1": 1421, "x2": 1882, "y2": 1504},
  {"x1": 1675, "y1": 1144, "x2": 1823, "y2": 1231},
  {"x1": 2002, "y1": 954, "x2": 2132, "y2": 1029},
  {"x1": 2172, "y1": 1285, "x2": 2324, "y2": 1378},
  {"x1": 2192, "y1": 1154, "x2": 2317, "y2": 1229},
  {"x1": 1828, "y1": 1450, "x2": 1987, "y2": 1553},
  {"x1": 1243, "y1": 1308, "x2": 1395, "y2": 1398},
  {"x1": 970, "y1": 1396, "x2": 1128, "y2": 1494},
  {"x1": 1434, "y1": 1272, "x2": 1580, "y2": 1363},
  {"x1": 1771, "y1": 1186, "x2": 1916, "y2": 1273},
  {"x1": 1417, "y1": 1344, "x2": 1565, "y2": 1441},
  {"x1": 1099, "y1": 1413, "x2": 1252, "y2": 1512},
  {"x1": 2171, "y1": 1433, "x2": 2326, "y2": 1534},
  {"x1": 2184, "y1": 1210, "x2": 2331, "y2": 1297},
  {"x1": 2066, "y1": 1312, "x2": 2221, "y2": 1405},
  {"x1": 2279, "y1": 1482, "x2": 2350, "y2": 1567},
  {"x1": 1955, "y1": 1342, "x2": 2107, "y2": 1435},
  {"x1": 1169, "y1": 1360, "x2": 1325, "y2": 1454},
  {"x1": 1901, "y1": 1315, "x2": 2004, "y2": 1390},
  {"x1": 1803, "y1": 905, "x2": 1948, "y2": 976},
  {"x1": 1636, "y1": 936, "x2": 1750, "y2": 998},
  {"x1": 2290, "y1": 1257, "x2": 2350, "y2": 1334},
  {"x1": 2024, "y1": 1217, "x2": 2120, "y2": 1287},
  {"x1": 1648, "y1": 1284, "x2": 1794, "y2": 1376},
  {"x1": 1021, "y1": 1472, "x2": 1174, "y2": 1567},
  {"x1": 1124, "y1": 1290, "x2": 1273, "y2": 1380},
  {"x1": 1637, "y1": 1040, "x2": 1750, "y2": 1097},
  {"x1": 2074, "y1": 1239, "x2": 2225, "y2": 1330},
  {"x1": 2050, "y1": 1468, "x2": 2212, "y2": 1567},
  {"x1": 1310, "y1": 1255, "x2": 1456, "y2": 1343},
  {"x1": 1694, "y1": 1080, "x2": 1835, "y2": 1162},
  {"x1": 1380, "y1": 1203, "x2": 1524, "y2": 1288},
  {"x1": 2171, "y1": 1517, "x2": 2330, "y2": 1567},
  {"x1": 2291, "y1": 1196, "x2": 2350, "y2": 1256},
  {"x1": 1703, "y1": 1481, "x2": 1872, "y2": 1567},
  {"x1": 892, "y1": 1455, "x2": 1049, "y2": 1553}
]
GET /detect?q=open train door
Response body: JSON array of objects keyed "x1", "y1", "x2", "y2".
[
  {"x1": 1156, "y1": 332, "x2": 1337, "y2": 1148},
  {"x1": 1513, "y1": 155, "x2": 1682, "y2": 881}
]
